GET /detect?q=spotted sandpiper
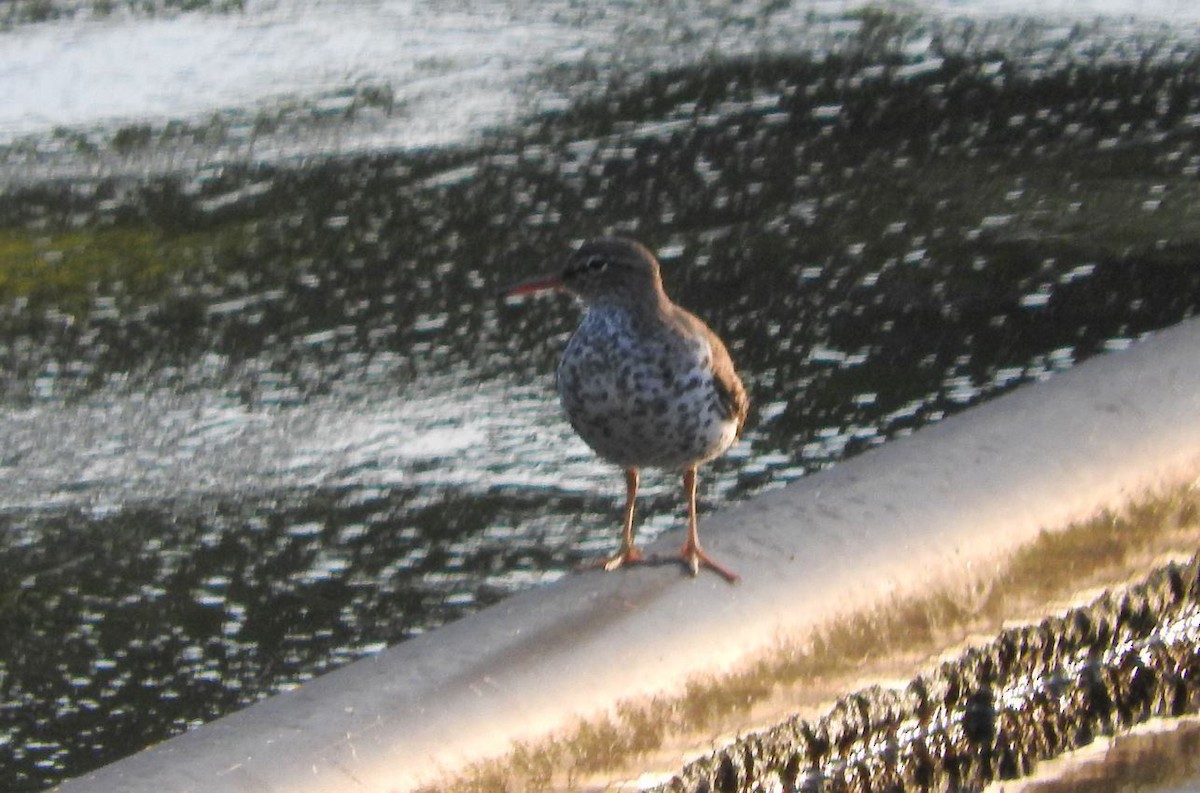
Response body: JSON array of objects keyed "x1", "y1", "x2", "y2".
[{"x1": 505, "y1": 237, "x2": 749, "y2": 582}]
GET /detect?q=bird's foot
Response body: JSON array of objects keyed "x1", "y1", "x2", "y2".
[
  {"x1": 679, "y1": 540, "x2": 739, "y2": 584},
  {"x1": 600, "y1": 544, "x2": 646, "y2": 572}
]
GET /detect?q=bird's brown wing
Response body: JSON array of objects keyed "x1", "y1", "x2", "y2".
[
  {"x1": 668, "y1": 306, "x2": 749, "y2": 438},
  {"x1": 709, "y1": 334, "x2": 749, "y2": 437}
]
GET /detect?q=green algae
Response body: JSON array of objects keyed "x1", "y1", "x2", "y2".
[{"x1": 0, "y1": 222, "x2": 248, "y2": 317}]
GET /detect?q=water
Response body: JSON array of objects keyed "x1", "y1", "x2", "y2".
[{"x1": 3, "y1": 0, "x2": 1200, "y2": 789}]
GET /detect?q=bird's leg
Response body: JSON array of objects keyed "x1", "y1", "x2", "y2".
[
  {"x1": 603, "y1": 468, "x2": 645, "y2": 571},
  {"x1": 679, "y1": 466, "x2": 739, "y2": 583}
]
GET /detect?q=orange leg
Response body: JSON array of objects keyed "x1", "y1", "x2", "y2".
[
  {"x1": 603, "y1": 468, "x2": 645, "y2": 571},
  {"x1": 679, "y1": 465, "x2": 739, "y2": 583}
]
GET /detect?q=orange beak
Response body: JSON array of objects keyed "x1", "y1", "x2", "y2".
[{"x1": 501, "y1": 274, "x2": 565, "y2": 298}]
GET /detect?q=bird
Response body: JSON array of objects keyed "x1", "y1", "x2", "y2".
[{"x1": 504, "y1": 237, "x2": 748, "y2": 582}]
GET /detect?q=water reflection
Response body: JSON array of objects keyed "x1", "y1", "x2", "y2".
[{"x1": 4, "y1": 4, "x2": 1200, "y2": 790}]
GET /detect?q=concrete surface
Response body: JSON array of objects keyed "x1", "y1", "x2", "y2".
[{"x1": 55, "y1": 317, "x2": 1200, "y2": 793}]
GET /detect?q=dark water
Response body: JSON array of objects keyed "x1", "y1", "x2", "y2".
[{"x1": 3, "y1": 5, "x2": 1200, "y2": 790}]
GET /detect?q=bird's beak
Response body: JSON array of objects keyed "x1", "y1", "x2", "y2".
[{"x1": 500, "y1": 274, "x2": 565, "y2": 298}]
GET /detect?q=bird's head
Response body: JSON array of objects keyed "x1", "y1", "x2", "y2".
[{"x1": 504, "y1": 237, "x2": 666, "y2": 308}]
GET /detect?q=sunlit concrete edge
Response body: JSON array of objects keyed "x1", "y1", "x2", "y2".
[{"x1": 53, "y1": 317, "x2": 1200, "y2": 793}]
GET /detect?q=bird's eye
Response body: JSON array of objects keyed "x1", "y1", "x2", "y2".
[{"x1": 586, "y1": 255, "x2": 608, "y2": 272}]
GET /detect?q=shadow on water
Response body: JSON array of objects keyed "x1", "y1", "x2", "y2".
[{"x1": 3, "y1": 7, "x2": 1200, "y2": 789}]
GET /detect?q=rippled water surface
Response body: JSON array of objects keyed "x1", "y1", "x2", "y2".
[{"x1": 3, "y1": 0, "x2": 1200, "y2": 789}]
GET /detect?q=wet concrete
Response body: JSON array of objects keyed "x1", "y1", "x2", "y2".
[
  {"x1": 999, "y1": 717, "x2": 1200, "y2": 793},
  {"x1": 659, "y1": 557, "x2": 1200, "y2": 793}
]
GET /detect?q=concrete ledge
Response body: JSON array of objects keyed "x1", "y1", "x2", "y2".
[{"x1": 57, "y1": 318, "x2": 1200, "y2": 793}]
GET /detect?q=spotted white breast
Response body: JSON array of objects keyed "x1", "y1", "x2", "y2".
[{"x1": 556, "y1": 305, "x2": 739, "y2": 470}]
